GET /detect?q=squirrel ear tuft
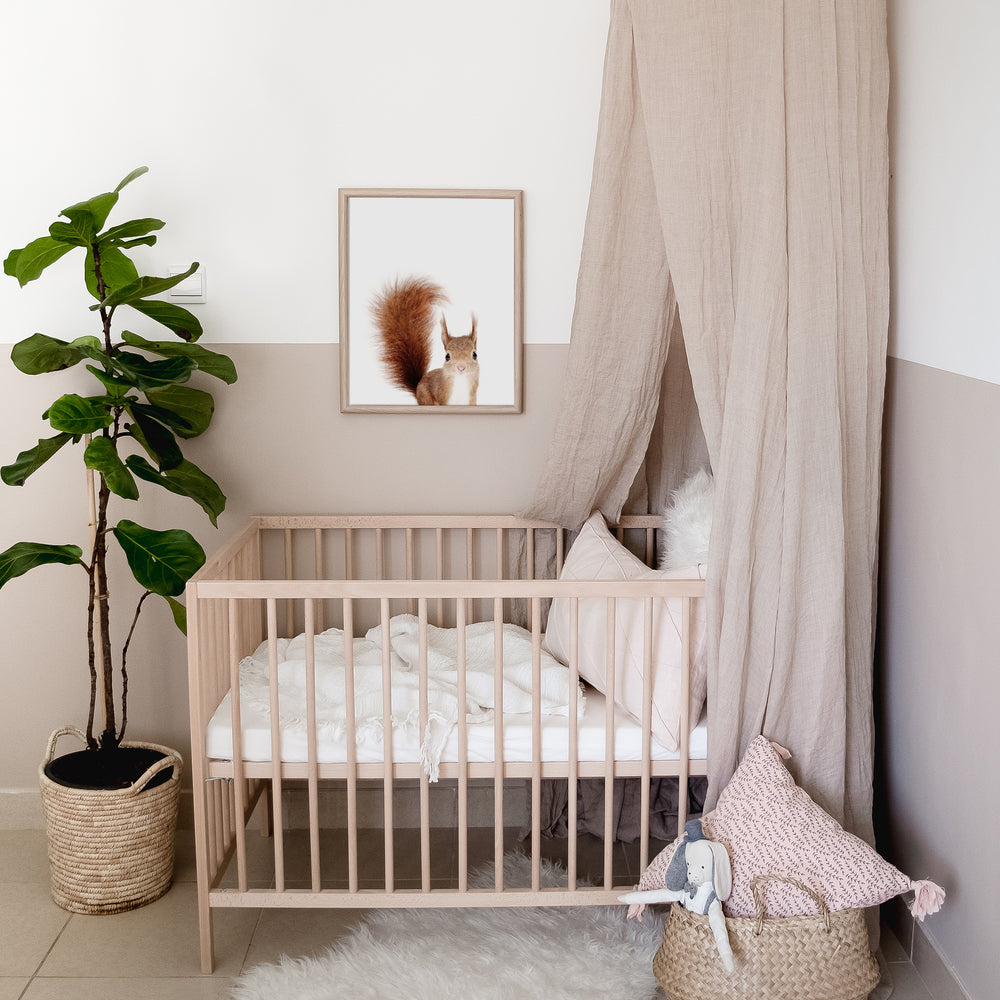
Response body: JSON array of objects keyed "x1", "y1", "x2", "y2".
[
  {"x1": 470, "y1": 314, "x2": 477, "y2": 344},
  {"x1": 440, "y1": 315, "x2": 450, "y2": 344}
]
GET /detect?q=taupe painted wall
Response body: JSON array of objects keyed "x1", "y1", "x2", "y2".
[{"x1": 876, "y1": 358, "x2": 1000, "y2": 999}]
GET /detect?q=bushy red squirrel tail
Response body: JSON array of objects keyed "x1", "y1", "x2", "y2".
[{"x1": 371, "y1": 277, "x2": 448, "y2": 396}]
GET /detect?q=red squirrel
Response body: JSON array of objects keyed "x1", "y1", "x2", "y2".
[{"x1": 371, "y1": 276, "x2": 479, "y2": 405}]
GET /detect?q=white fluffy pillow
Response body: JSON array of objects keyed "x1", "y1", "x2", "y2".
[
  {"x1": 659, "y1": 468, "x2": 714, "y2": 571},
  {"x1": 544, "y1": 513, "x2": 707, "y2": 751}
]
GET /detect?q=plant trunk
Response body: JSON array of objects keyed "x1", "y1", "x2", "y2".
[{"x1": 94, "y1": 475, "x2": 117, "y2": 749}]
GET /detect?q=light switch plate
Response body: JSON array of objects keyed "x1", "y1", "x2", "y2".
[{"x1": 168, "y1": 264, "x2": 206, "y2": 303}]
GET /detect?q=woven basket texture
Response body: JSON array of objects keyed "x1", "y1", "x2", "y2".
[
  {"x1": 652, "y1": 876, "x2": 881, "y2": 1000},
  {"x1": 39, "y1": 728, "x2": 182, "y2": 915}
]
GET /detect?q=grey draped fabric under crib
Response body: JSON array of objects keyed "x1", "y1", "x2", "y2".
[{"x1": 525, "y1": 0, "x2": 889, "y2": 848}]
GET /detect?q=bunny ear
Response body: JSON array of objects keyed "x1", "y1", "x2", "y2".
[
  {"x1": 664, "y1": 843, "x2": 689, "y2": 891},
  {"x1": 710, "y1": 842, "x2": 733, "y2": 901}
]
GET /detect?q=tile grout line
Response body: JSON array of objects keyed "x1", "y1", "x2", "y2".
[
  {"x1": 25, "y1": 905, "x2": 73, "y2": 985},
  {"x1": 239, "y1": 908, "x2": 267, "y2": 976}
]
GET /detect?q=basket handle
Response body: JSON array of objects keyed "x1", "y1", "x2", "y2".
[
  {"x1": 44, "y1": 726, "x2": 88, "y2": 766},
  {"x1": 750, "y1": 874, "x2": 831, "y2": 934},
  {"x1": 44, "y1": 728, "x2": 179, "y2": 794},
  {"x1": 128, "y1": 750, "x2": 181, "y2": 796}
]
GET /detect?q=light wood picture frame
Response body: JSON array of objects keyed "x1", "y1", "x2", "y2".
[{"x1": 339, "y1": 188, "x2": 524, "y2": 413}]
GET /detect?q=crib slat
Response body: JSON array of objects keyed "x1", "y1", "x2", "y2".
[
  {"x1": 229, "y1": 599, "x2": 248, "y2": 893},
  {"x1": 640, "y1": 596, "x2": 654, "y2": 874},
  {"x1": 405, "y1": 527, "x2": 415, "y2": 616},
  {"x1": 492, "y1": 598, "x2": 504, "y2": 890},
  {"x1": 604, "y1": 596, "x2": 615, "y2": 889},
  {"x1": 283, "y1": 528, "x2": 294, "y2": 635},
  {"x1": 313, "y1": 529, "x2": 325, "y2": 633},
  {"x1": 465, "y1": 527, "x2": 474, "y2": 623},
  {"x1": 418, "y1": 598, "x2": 431, "y2": 892},
  {"x1": 568, "y1": 597, "x2": 579, "y2": 890},
  {"x1": 380, "y1": 597, "x2": 395, "y2": 893},
  {"x1": 343, "y1": 598, "x2": 359, "y2": 893},
  {"x1": 304, "y1": 600, "x2": 321, "y2": 891},
  {"x1": 530, "y1": 596, "x2": 542, "y2": 893},
  {"x1": 199, "y1": 599, "x2": 219, "y2": 876},
  {"x1": 678, "y1": 596, "x2": 692, "y2": 837},
  {"x1": 266, "y1": 599, "x2": 285, "y2": 892},
  {"x1": 436, "y1": 527, "x2": 444, "y2": 625},
  {"x1": 456, "y1": 599, "x2": 468, "y2": 892}
]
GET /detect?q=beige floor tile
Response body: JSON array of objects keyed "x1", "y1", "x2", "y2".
[
  {"x1": 0, "y1": 830, "x2": 50, "y2": 885},
  {"x1": 0, "y1": 883, "x2": 71, "y2": 977},
  {"x1": 243, "y1": 906, "x2": 369, "y2": 968},
  {"x1": 0, "y1": 978, "x2": 30, "y2": 1000},
  {"x1": 23, "y1": 978, "x2": 236, "y2": 999},
  {"x1": 37, "y1": 882, "x2": 258, "y2": 979}
]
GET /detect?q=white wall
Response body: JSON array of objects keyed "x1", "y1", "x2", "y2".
[
  {"x1": 0, "y1": 0, "x2": 608, "y2": 347},
  {"x1": 889, "y1": 0, "x2": 1000, "y2": 384}
]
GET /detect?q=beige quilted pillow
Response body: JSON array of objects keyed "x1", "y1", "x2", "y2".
[{"x1": 544, "y1": 512, "x2": 706, "y2": 751}]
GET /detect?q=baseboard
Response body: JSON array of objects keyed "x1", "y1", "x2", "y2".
[
  {"x1": 0, "y1": 790, "x2": 44, "y2": 829},
  {"x1": 883, "y1": 896, "x2": 970, "y2": 1000}
]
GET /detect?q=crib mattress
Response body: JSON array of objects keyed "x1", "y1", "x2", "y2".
[{"x1": 205, "y1": 686, "x2": 707, "y2": 766}]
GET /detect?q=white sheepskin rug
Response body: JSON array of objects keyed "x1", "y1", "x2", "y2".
[
  {"x1": 230, "y1": 854, "x2": 664, "y2": 1000},
  {"x1": 659, "y1": 468, "x2": 714, "y2": 571}
]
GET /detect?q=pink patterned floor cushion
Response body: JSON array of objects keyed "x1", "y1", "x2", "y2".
[{"x1": 638, "y1": 736, "x2": 944, "y2": 919}]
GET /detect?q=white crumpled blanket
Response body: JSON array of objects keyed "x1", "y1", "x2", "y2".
[{"x1": 238, "y1": 614, "x2": 582, "y2": 780}]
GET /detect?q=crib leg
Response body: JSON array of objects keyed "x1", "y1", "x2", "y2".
[{"x1": 197, "y1": 868, "x2": 216, "y2": 973}]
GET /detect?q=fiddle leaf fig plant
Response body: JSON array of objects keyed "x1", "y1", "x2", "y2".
[{"x1": 0, "y1": 167, "x2": 236, "y2": 755}]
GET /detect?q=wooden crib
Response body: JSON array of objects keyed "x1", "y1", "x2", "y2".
[{"x1": 186, "y1": 514, "x2": 707, "y2": 972}]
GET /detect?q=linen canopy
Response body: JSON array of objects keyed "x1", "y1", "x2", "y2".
[{"x1": 525, "y1": 0, "x2": 889, "y2": 845}]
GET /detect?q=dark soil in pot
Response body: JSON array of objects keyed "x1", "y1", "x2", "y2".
[{"x1": 43, "y1": 745, "x2": 174, "y2": 791}]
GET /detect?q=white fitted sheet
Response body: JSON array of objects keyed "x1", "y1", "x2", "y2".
[{"x1": 206, "y1": 683, "x2": 707, "y2": 765}]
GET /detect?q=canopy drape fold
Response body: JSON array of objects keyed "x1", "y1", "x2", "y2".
[{"x1": 525, "y1": 0, "x2": 889, "y2": 844}]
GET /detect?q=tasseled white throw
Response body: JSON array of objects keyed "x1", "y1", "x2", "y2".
[{"x1": 238, "y1": 614, "x2": 582, "y2": 782}]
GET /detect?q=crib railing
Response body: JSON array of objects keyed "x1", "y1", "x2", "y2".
[{"x1": 186, "y1": 515, "x2": 705, "y2": 973}]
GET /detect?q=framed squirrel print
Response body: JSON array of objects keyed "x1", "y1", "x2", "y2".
[{"x1": 339, "y1": 188, "x2": 523, "y2": 413}]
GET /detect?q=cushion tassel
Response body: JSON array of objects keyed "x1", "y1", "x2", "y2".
[{"x1": 910, "y1": 879, "x2": 945, "y2": 920}]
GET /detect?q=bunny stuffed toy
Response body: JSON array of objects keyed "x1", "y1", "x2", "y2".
[{"x1": 620, "y1": 819, "x2": 735, "y2": 974}]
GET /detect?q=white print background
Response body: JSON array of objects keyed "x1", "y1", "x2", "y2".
[{"x1": 346, "y1": 196, "x2": 517, "y2": 406}]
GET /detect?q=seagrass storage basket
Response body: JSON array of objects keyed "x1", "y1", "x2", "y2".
[
  {"x1": 652, "y1": 875, "x2": 881, "y2": 1000},
  {"x1": 39, "y1": 727, "x2": 182, "y2": 914}
]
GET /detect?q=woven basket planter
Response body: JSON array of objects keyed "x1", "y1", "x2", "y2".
[
  {"x1": 653, "y1": 875, "x2": 881, "y2": 1000},
  {"x1": 39, "y1": 727, "x2": 183, "y2": 914}
]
